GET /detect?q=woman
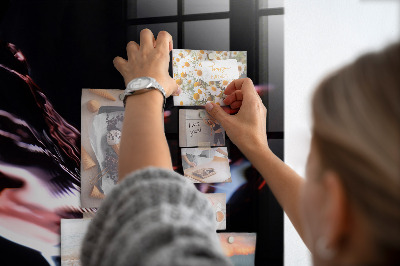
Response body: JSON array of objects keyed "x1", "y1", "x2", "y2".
[
  {"x1": 203, "y1": 117, "x2": 224, "y2": 146},
  {"x1": 81, "y1": 29, "x2": 400, "y2": 265}
]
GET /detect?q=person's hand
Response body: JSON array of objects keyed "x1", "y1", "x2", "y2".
[
  {"x1": 205, "y1": 78, "x2": 268, "y2": 154},
  {"x1": 189, "y1": 162, "x2": 197, "y2": 167},
  {"x1": 113, "y1": 29, "x2": 179, "y2": 97}
]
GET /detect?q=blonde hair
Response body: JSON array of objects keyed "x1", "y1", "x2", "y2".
[{"x1": 312, "y1": 43, "x2": 400, "y2": 264}]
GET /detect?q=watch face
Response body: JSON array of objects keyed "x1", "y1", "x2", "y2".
[{"x1": 130, "y1": 77, "x2": 151, "y2": 90}]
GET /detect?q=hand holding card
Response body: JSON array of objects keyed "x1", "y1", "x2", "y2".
[{"x1": 205, "y1": 78, "x2": 269, "y2": 155}]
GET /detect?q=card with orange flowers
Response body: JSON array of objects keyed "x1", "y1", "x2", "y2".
[{"x1": 172, "y1": 49, "x2": 247, "y2": 106}]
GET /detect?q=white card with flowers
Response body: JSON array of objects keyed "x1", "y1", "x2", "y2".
[{"x1": 172, "y1": 49, "x2": 247, "y2": 106}]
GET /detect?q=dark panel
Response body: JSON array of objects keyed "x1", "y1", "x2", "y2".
[
  {"x1": 229, "y1": 0, "x2": 257, "y2": 81},
  {"x1": 183, "y1": 0, "x2": 229, "y2": 15},
  {"x1": 0, "y1": 0, "x2": 127, "y2": 128},
  {"x1": 260, "y1": 15, "x2": 284, "y2": 132},
  {"x1": 127, "y1": 0, "x2": 177, "y2": 19},
  {"x1": 184, "y1": 19, "x2": 230, "y2": 50}
]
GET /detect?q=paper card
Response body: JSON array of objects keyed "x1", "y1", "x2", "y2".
[
  {"x1": 172, "y1": 49, "x2": 247, "y2": 106},
  {"x1": 61, "y1": 219, "x2": 92, "y2": 266},
  {"x1": 218, "y1": 233, "x2": 257, "y2": 266},
  {"x1": 179, "y1": 109, "x2": 225, "y2": 147},
  {"x1": 181, "y1": 147, "x2": 231, "y2": 183},
  {"x1": 199, "y1": 59, "x2": 239, "y2": 82},
  {"x1": 81, "y1": 89, "x2": 183, "y2": 208},
  {"x1": 205, "y1": 193, "x2": 226, "y2": 230},
  {"x1": 81, "y1": 88, "x2": 124, "y2": 208}
]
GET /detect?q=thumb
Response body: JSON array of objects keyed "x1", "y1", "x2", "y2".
[{"x1": 205, "y1": 102, "x2": 231, "y2": 128}]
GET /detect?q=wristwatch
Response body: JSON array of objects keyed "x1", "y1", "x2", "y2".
[{"x1": 119, "y1": 77, "x2": 166, "y2": 110}]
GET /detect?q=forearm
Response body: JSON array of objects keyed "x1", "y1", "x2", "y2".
[
  {"x1": 241, "y1": 141, "x2": 306, "y2": 240},
  {"x1": 118, "y1": 90, "x2": 172, "y2": 180}
]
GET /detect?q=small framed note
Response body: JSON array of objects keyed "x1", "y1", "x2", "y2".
[{"x1": 179, "y1": 109, "x2": 225, "y2": 147}]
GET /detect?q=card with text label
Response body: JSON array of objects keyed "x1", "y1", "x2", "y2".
[{"x1": 179, "y1": 109, "x2": 225, "y2": 147}]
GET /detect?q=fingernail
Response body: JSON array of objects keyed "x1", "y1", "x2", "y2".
[{"x1": 205, "y1": 102, "x2": 214, "y2": 111}]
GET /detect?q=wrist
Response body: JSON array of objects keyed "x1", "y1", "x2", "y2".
[
  {"x1": 123, "y1": 76, "x2": 166, "y2": 110},
  {"x1": 239, "y1": 135, "x2": 271, "y2": 158},
  {"x1": 125, "y1": 89, "x2": 164, "y2": 111}
]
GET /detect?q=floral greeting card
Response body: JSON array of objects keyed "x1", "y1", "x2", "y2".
[{"x1": 172, "y1": 49, "x2": 247, "y2": 106}]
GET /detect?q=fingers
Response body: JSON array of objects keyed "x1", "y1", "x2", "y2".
[
  {"x1": 139, "y1": 29, "x2": 155, "y2": 51},
  {"x1": 126, "y1": 41, "x2": 139, "y2": 60},
  {"x1": 113, "y1": 56, "x2": 127, "y2": 73},
  {"x1": 230, "y1": 101, "x2": 242, "y2": 109},
  {"x1": 223, "y1": 90, "x2": 243, "y2": 105},
  {"x1": 156, "y1": 31, "x2": 173, "y2": 53},
  {"x1": 224, "y1": 78, "x2": 256, "y2": 97},
  {"x1": 205, "y1": 102, "x2": 231, "y2": 128},
  {"x1": 172, "y1": 86, "x2": 182, "y2": 96}
]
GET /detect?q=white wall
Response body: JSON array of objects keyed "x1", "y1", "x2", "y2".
[{"x1": 284, "y1": 1, "x2": 399, "y2": 265}]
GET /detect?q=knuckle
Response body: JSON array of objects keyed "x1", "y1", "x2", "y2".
[
  {"x1": 126, "y1": 42, "x2": 137, "y2": 51},
  {"x1": 244, "y1": 78, "x2": 253, "y2": 85},
  {"x1": 158, "y1": 31, "x2": 169, "y2": 38}
]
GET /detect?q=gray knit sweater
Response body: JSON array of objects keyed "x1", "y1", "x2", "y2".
[{"x1": 81, "y1": 167, "x2": 232, "y2": 266}]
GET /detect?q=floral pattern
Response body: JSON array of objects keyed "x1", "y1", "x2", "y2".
[{"x1": 173, "y1": 49, "x2": 247, "y2": 106}]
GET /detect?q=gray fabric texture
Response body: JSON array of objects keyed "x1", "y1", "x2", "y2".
[{"x1": 81, "y1": 167, "x2": 232, "y2": 266}]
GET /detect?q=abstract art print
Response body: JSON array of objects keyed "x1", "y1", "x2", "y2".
[
  {"x1": 181, "y1": 147, "x2": 231, "y2": 183},
  {"x1": 179, "y1": 109, "x2": 225, "y2": 147},
  {"x1": 172, "y1": 49, "x2": 247, "y2": 106}
]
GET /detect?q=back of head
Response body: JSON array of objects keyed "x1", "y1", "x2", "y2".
[{"x1": 312, "y1": 43, "x2": 400, "y2": 265}]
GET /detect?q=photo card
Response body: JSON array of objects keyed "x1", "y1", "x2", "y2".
[
  {"x1": 172, "y1": 49, "x2": 247, "y2": 106},
  {"x1": 218, "y1": 233, "x2": 257, "y2": 266},
  {"x1": 61, "y1": 218, "x2": 92, "y2": 266},
  {"x1": 181, "y1": 147, "x2": 231, "y2": 183},
  {"x1": 81, "y1": 88, "x2": 124, "y2": 208},
  {"x1": 205, "y1": 193, "x2": 226, "y2": 230},
  {"x1": 179, "y1": 109, "x2": 225, "y2": 147}
]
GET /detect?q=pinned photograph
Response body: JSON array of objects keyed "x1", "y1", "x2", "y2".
[
  {"x1": 179, "y1": 109, "x2": 225, "y2": 147},
  {"x1": 81, "y1": 89, "x2": 124, "y2": 208},
  {"x1": 61, "y1": 219, "x2": 92, "y2": 266},
  {"x1": 218, "y1": 233, "x2": 257, "y2": 266},
  {"x1": 205, "y1": 193, "x2": 226, "y2": 230},
  {"x1": 181, "y1": 147, "x2": 231, "y2": 183},
  {"x1": 172, "y1": 49, "x2": 247, "y2": 106}
]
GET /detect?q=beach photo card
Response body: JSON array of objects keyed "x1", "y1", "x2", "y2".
[
  {"x1": 179, "y1": 109, "x2": 225, "y2": 147},
  {"x1": 181, "y1": 147, "x2": 231, "y2": 183},
  {"x1": 205, "y1": 193, "x2": 226, "y2": 230},
  {"x1": 61, "y1": 218, "x2": 92, "y2": 266},
  {"x1": 172, "y1": 49, "x2": 247, "y2": 106},
  {"x1": 218, "y1": 233, "x2": 257, "y2": 266}
]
